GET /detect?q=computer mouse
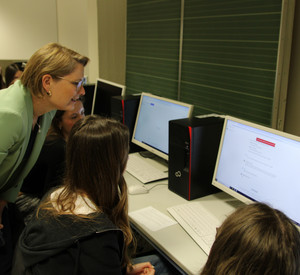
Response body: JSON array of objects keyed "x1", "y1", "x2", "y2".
[{"x1": 128, "y1": 184, "x2": 149, "y2": 195}]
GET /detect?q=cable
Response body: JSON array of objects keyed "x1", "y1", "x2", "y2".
[{"x1": 145, "y1": 183, "x2": 168, "y2": 191}]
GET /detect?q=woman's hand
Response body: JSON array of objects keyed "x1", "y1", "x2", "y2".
[{"x1": 127, "y1": 262, "x2": 155, "y2": 275}]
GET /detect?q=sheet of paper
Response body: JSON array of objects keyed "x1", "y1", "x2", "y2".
[{"x1": 129, "y1": 206, "x2": 177, "y2": 231}]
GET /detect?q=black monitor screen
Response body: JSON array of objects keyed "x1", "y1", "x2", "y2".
[
  {"x1": 82, "y1": 83, "x2": 95, "y2": 115},
  {"x1": 92, "y1": 78, "x2": 125, "y2": 117}
]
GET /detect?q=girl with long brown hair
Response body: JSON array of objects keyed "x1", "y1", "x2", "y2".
[{"x1": 13, "y1": 116, "x2": 155, "y2": 274}]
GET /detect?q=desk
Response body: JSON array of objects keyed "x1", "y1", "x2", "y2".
[{"x1": 125, "y1": 172, "x2": 242, "y2": 275}]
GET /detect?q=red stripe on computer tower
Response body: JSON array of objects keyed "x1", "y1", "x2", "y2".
[
  {"x1": 122, "y1": 100, "x2": 125, "y2": 124},
  {"x1": 188, "y1": 126, "x2": 192, "y2": 200}
]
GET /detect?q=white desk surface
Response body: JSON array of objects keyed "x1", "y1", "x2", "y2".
[{"x1": 125, "y1": 172, "x2": 242, "y2": 275}]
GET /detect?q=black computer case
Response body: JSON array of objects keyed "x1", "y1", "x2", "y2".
[{"x1": 168, "y1": 116, "x2": 224, "y2": 200}]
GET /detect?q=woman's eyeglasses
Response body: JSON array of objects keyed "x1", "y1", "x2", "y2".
[{"x1": 57, "y1": 76, "x2": 86, "y2": 91}]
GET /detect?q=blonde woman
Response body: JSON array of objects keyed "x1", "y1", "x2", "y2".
[{"x1": 0, "y1": 43, "x2": 89, "y2": 273}]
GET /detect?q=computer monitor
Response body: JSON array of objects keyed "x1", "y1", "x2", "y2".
[
  {"x1": 82, "y1": 83, "x2": 95, "y2": 115},
  {"x1": 212, "y1": 115, "x2": 300, "y2": 226},
  {"x1": 131, "y1": 93, "x2": 194, "y2": 161},
  {"x1": 91, "y1": 78, "x2": 125, "y2": 117}
]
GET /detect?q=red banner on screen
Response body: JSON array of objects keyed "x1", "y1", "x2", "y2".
[{"x1": 256, "y1": 137, "x2": 275, "y2": 147}]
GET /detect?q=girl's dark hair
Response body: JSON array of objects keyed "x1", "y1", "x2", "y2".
[
  {"x1": 39, "y1": 115, "x2": 132, "y2": 267},
  {"x1": 5, "y1": 63, "x2": 22, "y2": 87},
  {"x1": 46, "y1": 110, "x2": 65, "y2": 141},
  {"x1": 201, "y1": 202, "x2": 300, "y2": 275}
]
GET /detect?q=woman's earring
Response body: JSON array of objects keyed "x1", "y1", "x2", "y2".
[{"x1": 46, "y1": 90, "x2": 52, "y2": 97}]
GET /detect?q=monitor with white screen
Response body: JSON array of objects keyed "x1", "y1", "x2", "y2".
[
  {"x1": 131, "y1": 93, "x2": 193, "y2": 160},
  {"x1": 212, "y1": 115, "x2": 300, "y2": 226},
  {"x1": 91, "y1": 78, "x2": 125, "y2": 117}
]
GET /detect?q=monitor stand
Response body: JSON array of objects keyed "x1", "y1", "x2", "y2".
[
  {"x1": 138, "y1": 151, "x2": 168, "y2": 168},
  {"x1": 139, "y1": 151, "x2": 156, "y2": 159}
]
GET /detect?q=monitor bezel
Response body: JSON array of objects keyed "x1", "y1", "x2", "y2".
[
  {"x1": 91, "y1": 78, "x2": 126, "y2": 115},
  {"x1": 212, "y1": 115, "x2": 300, "y2": 205},
  {"x1": 131, "y1": 92, "x2": 194, "y2": 161}
]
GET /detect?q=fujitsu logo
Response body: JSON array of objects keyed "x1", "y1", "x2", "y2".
[{"x1": 175, "y1": 171, "x2": 181, "y2": 177}]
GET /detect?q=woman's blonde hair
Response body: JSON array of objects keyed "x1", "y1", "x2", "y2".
[
  {"x1": 21, "y1": 42, "x2": 89, "y2": 97},
  {"x1": 201, "y1": 203, "x2": 300, "y2": 275}
]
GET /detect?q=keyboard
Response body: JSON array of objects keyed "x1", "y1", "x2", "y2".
[
  {"x1": 126, "y1": 153, "x2": 168, "y2": 184},
  {"x1": 167, "y1": 202, "x2": 222, "y2": 255}
]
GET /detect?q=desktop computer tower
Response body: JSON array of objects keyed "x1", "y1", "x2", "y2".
[
  {"x1": 168, "y1": 116, "x2": 224, "y2": 200},
  {"x1": 111, "y1": 94, "x2": 141, "y2": 153}
]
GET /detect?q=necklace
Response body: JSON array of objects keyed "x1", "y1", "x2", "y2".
[
  {"x1": 33, "y1": 116, "x2": 41, "y2": 133},
  {"x1": 36, "y1": 121, "x2": 41, "y2": 133}
]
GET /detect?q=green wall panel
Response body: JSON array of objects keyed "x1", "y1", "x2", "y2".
[{"x1": 126, "y1": 0, "x2": 284, "y2": 126}]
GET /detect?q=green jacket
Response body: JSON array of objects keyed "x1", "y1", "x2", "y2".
[{"x1": 0, "y1": 80, "x2": 56, "y2": 202}]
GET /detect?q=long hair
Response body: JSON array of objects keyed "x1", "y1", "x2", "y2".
[
  {"x1": 201, "y1": 203, "x2": 300, "y2": 275},
  {"x1": 38, "y1": 115, "x2": 132, "y2": 267},
  {"x1": 46, "y1": 110, "x2": 65, "y2": 141},
  {"x1": 21, "y1": 43, "x2": 89, "y2": 97}
]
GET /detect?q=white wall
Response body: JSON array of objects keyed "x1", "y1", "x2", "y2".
[
  {"x1": 86, "y1": 0, "x2": 100, "y2": 84},
  {"x1": 0, "y1": 0, "x2": 57, "y2": 60},
  {"x1": 56, "y1": 0, "x2": 99, "y2": 83},
  {"x1": 0, "y1": 0, "x2": 99, "y2": 84}
]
